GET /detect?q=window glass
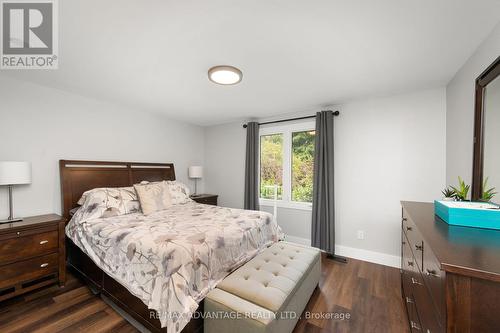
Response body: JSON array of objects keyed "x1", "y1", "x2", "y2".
[
  {"x1": 260, "y1": 134, "x2": 283, "y2": 199},
  {"x1": 291, "y1": 130, "x2": 315, "y2": 202}
]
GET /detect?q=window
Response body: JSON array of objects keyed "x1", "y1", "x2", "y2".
[{"x1": 259, "y1": 121, "x2": 315, "y2": 210}]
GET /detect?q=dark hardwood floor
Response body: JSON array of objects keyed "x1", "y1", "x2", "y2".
[
  {"x1": 294, "y1": 255, "x2": 409, "y2": 333},
  {"x1": 0, "y1": 255, "x2": 409, "y2": 333}
]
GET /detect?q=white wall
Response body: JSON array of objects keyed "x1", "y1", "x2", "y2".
[
  {"x1": 333, "y1": 88, "x2": 446, "y2": 260},
  {"x1": 204, "y1": 88, "x2": 446, "y2": 263},
  {"x1": 204, "y1": 123, "x2": 247, "y2": 209},
  {"x1": 446, "y1": 23, "x2": 500, "y2": 187},
  {"x1": 0, "y1": 77, "x2": 204, "y2": 218}
]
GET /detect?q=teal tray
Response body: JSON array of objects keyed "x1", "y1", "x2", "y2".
[{"x1": 434, "y1": 200, "x2": 500, "y2": 230}]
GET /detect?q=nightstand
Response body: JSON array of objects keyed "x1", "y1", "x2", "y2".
[
  {"x1": 191, "y1": 194, "x2": 218, "y2": 206},
  {"x1": 0, "y1": 214, "x2": 66, "y2": 302}
]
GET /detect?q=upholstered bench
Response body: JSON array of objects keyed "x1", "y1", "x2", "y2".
[{"x1": 204, "y1": 241, "x2": 321, "y2": 333}]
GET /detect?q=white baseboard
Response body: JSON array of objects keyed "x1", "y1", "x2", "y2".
[
  {"x1": 335, "y1": 245, "x2": 401, "y2": 268},
  {"x1": 284, "y1": 235, "x2": 401, "y2": 269},
  {"x1": 284, "y1": 235, "x2": 311, "y2": 246}
]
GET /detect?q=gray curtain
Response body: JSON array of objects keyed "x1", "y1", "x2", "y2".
[
  {"x1": 312, "y1": 111, "x2": 335, "y2": 254},
  {"x1": 244, "y1": 122, "x2": 259, "y2": 210}
]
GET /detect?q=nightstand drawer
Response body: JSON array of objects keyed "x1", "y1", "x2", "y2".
[
  {"x1": 0, "y1": 230, "x2": 58, "y2": 265},
  {"x1": 195, "y1": 198, "x2": 217, "y2": 205},
  {"x1": 192, "y1": 195, "x2": 218, "y2": 206},
  {"x1": 0, "y1": 253, "x2": 59, "y2": 290}
]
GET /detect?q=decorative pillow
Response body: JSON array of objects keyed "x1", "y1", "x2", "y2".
[
  {"x1": 166, "y1": 180, "x2": 192, "y2": 204},
  {"x1": 134, "y1": 181, "x2": 173, "y2": 215},
  {"x1": 77, "y1": 186, "x2": 137, "y2": 205},
  {"x1": 71, "y1": 187, "x2": 140, "y2": 224}
]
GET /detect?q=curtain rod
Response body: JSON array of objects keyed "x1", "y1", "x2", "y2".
[{"x1": 242, "y1": 110, "x2": 339, "y2": 128}]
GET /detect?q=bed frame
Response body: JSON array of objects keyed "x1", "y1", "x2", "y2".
[{"x1": 59, "y1": 160, "x2": 203, "y2": 333}]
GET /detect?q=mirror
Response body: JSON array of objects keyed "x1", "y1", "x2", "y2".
[
  {"x1": 472, "y1": 56, "x2": 500, "y2": 202},
  {"x1": 482, "y1": 77, "x2": 500, "y2": 202}
]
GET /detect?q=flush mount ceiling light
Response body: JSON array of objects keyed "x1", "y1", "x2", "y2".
[{"x1": 208, "y1": 65, "x2": 243, "y2": 85}]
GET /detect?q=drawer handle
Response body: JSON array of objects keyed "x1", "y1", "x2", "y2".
[
  {"x1": 40, "y1": 240, "x2": 49, "y2": 245},
  {"x1": 410, "y1": 321, "x2": 421, "y2": 330},
  {"x1": 16, "y1": 231, "x2": 21, "y2": 237},
  {"x1": 411, "y1": 277, "x2": 422, "y2": 285},
  {"x1": 402, "y1": 217, "x2": 408, "y2": 222},
  {"x1": 40, "y1": 263, "x2": 49, "y2": 268},
  {"x1": 406, "y1": 226, "x2": 412, "y2": 231},
  {"x1": 425, "y1": 269, "x2": 439, "y2": 277},
  {"x1": 415, "y1": 244, "x2": 423, "y2": 251},
  {"x1": 405, "y1": 296, "x2": 413, "y2": 304},
  {"x1": 407, "y1": 260, "x2": 414, "y2": 267}
]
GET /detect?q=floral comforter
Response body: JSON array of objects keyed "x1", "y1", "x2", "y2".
[{"x1": 66, "y1": 202, "x2": 283, "y2": 332}]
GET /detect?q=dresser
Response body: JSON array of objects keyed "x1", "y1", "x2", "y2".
[
  {"x1": 0, "y1": 214, "x2": 66, "y2": 301},
  {"x1": 191, "y1": 194, "x2": 218, "y2": 206},
  {"x1": 401, "y1": 201, "x2": 500, "y2": 333}
]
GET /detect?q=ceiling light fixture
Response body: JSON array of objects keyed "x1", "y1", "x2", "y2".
[{"x1": 208, "y1": 65, "x2": 243, "y2": 85}]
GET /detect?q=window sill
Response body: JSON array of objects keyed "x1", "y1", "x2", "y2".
[{"x1": 259, "y1": 199, "x2": 313, "y2": 211}]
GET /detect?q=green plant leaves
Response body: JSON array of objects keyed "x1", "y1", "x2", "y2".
[
  {"x1": 441, "y1": 186, "x2": 455, "y2": 198},
  {"x1": 481, "y1": 177, "x2": 497, "y2": 202},
  {"x1": 450, "y1": 176, "x2": 470, "y2": 201}
]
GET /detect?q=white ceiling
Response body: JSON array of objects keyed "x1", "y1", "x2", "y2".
[{"x1": 4, "y1": 0, "x2": 500, "y2": 126}]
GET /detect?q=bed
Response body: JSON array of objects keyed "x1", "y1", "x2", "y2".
[{"x1": 59, "y1": 160, "x2": 282, "y2": 333}]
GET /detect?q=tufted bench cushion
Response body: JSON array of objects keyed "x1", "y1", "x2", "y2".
[{"x1": 205, "y1": 241, "x2": 321, "y2": 333}]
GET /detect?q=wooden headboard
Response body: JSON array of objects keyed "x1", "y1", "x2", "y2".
[{"x1": 59, "y1": 160, "x2": 176, "y2": 219}]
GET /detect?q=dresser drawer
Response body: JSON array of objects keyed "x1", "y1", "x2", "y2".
[
  {"x1": 0, "y1": 253, "x2": 59, "y2": 290},
  {"x1": 402, "y1": 234, "x2": 417, "y2": 273},
  {"x1": 401, "y1": 236, "x2": 414, "y2": 299},
  {"x1": 422, "y1": 242, "x2": 445, "y2": 322},
  {"x1": 401, "y1": 270, "x2": 414, "y2": 310},
  {"x1": 402, "y1": 211, "x2": 424, "y2": 271},
  {"x1": 401, "y1": 269, "x2": 422, "y2": 332},
  {"x1": 412, "y1": 270, "x2": 443, "y2": 333},
  {"x1": 408, "y1": 297, "x2": 423, "y2": 332},
  {"x1": 0, "y1": 230, "x2": 58, "y2": 265}
]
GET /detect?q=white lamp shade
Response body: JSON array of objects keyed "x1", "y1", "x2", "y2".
[
  {"x1": 188, "y1": 166, "x2": 203, "y2": 179},
  {"x1": 0, "y1": 162, "x2": 32, "y2": 185}
]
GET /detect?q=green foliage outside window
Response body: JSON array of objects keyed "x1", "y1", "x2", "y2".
[
  {"x1": 292, "y1": 131, "x2": 315, "y2": 202},
  {"x1": 260, "y1": 134, "x2": 283, "y2": 199}
]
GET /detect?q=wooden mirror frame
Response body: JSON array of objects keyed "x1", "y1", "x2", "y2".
[{"x1": 472, "y1": 56, "x2": 500, "y2": 201}]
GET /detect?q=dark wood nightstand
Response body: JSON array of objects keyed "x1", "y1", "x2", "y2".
[
  {"x1": 191, "y1": 194, "x2": 218, "y2": 206},
  {"x1": 0, "y1": 214, "x2": 66, "y2": 302}
]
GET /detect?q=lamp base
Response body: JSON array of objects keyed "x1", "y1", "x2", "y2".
[
  {"x1": 0, "y1": 217, "x2": 23, "y2": 224},
  {"x1": 2, "y1": 185, "x2": 23, "y2": 224}
]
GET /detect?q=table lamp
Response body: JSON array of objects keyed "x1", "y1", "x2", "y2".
[
  {"x1": 0, "y1": 161, "x2": 32, "y2": 223},
  {"x1": 188, "y1": 166, "x2": 203, "y2": 197}
]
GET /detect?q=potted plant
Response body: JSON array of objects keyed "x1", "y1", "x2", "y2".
[
  {"x1": 450, "y1": 176, "x2": 470, "y2": 201},
  {"x1": 481, "y1": 177, "x2": 497, "y2": 202},
  {"x1": 441, "y1": 187, "x2": 456, "y2": 201}
]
